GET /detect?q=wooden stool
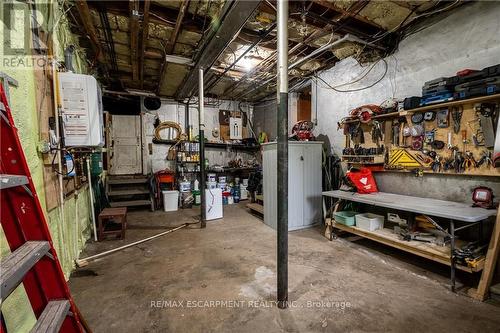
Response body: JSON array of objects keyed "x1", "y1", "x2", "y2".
[{"x1": 98, "y1": 207, "x2": 127, "y2": 241}]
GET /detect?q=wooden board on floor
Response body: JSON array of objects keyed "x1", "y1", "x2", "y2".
[
  {"x1": 329, "y1": 218, "x2": 484, "y2": 273},
  {"x1": 469, "y1": 210, "x2": 500, "y2": 300},
  {"x1": 246, "y1": 203, "x2": 263, "y2": 215}
]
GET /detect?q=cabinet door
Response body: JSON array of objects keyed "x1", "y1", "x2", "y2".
[
  {"x1": 288, "y1": 144, "x2": 304, "y2": 230},
  {"x1": 263, "y1": 146, "x2": 277, "y2": 230},
  {"x1": 302, "y1": 144, "x2": 322, "y2": 226}
]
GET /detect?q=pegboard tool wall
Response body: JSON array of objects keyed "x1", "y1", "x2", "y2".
[{"x1": 342, "y1": 95, "x2": 500, "y2": 177}]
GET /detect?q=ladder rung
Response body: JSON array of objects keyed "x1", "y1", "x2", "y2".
[
  {"x1": 0, "y1": 241, "x2": 50, "y2": 303},
  {"x1": 0, "y1": 174, "x2": 29, "y2": 189},
  {"x1": 30, "y1": 300, "x2": 70, "y2": 333}
]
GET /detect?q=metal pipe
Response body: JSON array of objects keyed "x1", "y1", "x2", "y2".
[
  {"x1": 277, "y1": 0, "x2": 288, "y2": 310},
  {"x1": 205, "y1": 23, "x2": 277, "y2": 92},
  {"x1": 75, "y1": 224, "x2": 187, "y2": 267},
  {"x1": 289, "y1": 33, "x2": 384, "y2": 70},
  {"x1": 199, "y1": 68, "x2": 206, "y2": 228}
]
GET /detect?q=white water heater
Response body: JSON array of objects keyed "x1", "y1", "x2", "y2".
[{"x1": 58, "y1": 72, "x2": 104, "y2": 147}]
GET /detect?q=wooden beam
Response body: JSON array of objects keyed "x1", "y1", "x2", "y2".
[
  {"x1": 140, "y1": 0, "x2": 151, "y2": 88},
  {"x1": 157, "y1": 0, "x2": 189, "y2": 94},
  {"x1": 469, "y1": 211, "x2": 500, "y2": 301},
  {"x1": 175, "y1": 0, "x2": 261, "y2": 99},
  {"x1": 129, "y1": 0, "x2": 140, "y2": 81},
  {"x1": 312, "y1": 0, "x2": 385, "y2": 30},
  {"x1": 75, "y1": 0, "x2": 105, "y2": 63}
]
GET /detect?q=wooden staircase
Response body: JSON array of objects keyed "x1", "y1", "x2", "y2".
[{"x1": 106, "y1": 175, "x2": 154, "y2": 211}]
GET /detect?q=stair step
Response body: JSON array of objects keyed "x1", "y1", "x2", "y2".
[
  {"x1": 108, "y1": 177, "x2": 148, "y2": 185},
  {"x1": 108, "y1": 189, "x2": 150, "y2": 196},
  {"x1": 0, "y1": 174, "x2": 29, "y2": 189},
  {"x1": 1, "y1": 241, "x2": 50, "y2": 303},
  {"x1": 109, "y1": 199, "x2": 152, "y2": 207},
  {"x1": 30, "y1": 300, "x2": 70, "y2": 333}
]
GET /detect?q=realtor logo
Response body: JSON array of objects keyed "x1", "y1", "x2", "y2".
[{"x1": 1, "y1": 1, "x2": 50, "y2": 55}]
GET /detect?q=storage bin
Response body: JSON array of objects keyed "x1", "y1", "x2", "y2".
[
  {"x1": 355, "y1": 213, "x2": 384, "y2": 231},
  {"x1": 333, "y1": 211, "x2": 357, "y2": 226},
  {"x1": 162, "y1": 190, "x2": 179, "y2": 212}
]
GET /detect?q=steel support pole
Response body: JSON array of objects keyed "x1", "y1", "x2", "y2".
[
  {"x1": 199, "y1": 68, "x2": 206, "y2": 228},
  {"x1": 277, "y1": 0, "x2": 288, "y2": 309}
]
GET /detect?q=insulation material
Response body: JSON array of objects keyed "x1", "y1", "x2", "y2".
[
  {"x1": 148, "y1": 22, "x2": 173, "y2": 40},
  {"x1": 359, "y1": 1, "x2": 414, "y2": 30},
  {"x1": 115, "y1": 15, "x2": 130, "y2": 32},
  {"x1": 299, "y1": 60, "x2": 322, "y2": 72},
  {"x1": 324, "y1": 0, "x2": 357, "y2": 11},
  {"x1": 159, "y1": 63, "x2": 189, "y2": 96},
  {"x1": 331, "y1": 41, "x2": 364, "y2": 60}
]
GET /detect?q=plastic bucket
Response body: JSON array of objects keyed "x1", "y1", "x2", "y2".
[{"x1": 162, "y1": 190, "x2": 179, "y2": 212}]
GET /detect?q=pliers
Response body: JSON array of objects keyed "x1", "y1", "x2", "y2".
[
  {"x1": 477, "y1": 151, "x2": 493, "y2": 168},
  {"x1": 462, "y1": 151, "x2": 477, "y2": 170}
]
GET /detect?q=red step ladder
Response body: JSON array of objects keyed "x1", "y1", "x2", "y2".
[{"x1": 0, "y1": 84, "x2": 87, "y2": 332}]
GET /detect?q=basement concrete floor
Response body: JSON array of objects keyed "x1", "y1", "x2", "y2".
[{"x1": 70, "y1": 203, "x2": 500, "y2": 333}]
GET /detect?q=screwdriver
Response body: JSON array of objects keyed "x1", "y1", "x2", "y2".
[{"x1": 461, "y1": 129, "x2": 467, "y2": 153}]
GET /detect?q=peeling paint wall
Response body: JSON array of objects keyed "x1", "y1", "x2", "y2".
[
  {"x1": 313, "y1": 1, "x2": 500, "y2": 203},
  {"x1": 0, "y1": 1, "x2": 92, "y2": 331},
  {"x1": 141, "y1": 99, "x2": 256, "y2": 173}
]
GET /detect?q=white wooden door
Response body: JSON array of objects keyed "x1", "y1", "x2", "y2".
[{"x1": 109, "y1": 115, "x2": 142, "y2": 175}]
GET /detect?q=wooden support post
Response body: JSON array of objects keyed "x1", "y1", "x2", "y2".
[{"x1": 469, "y1": 210, "x2": 500, "y2": 301}]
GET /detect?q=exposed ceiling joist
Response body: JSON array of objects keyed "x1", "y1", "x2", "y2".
[
  {"x1": 175, "y1": 0, "x2": 261, "y2": 100},
  {"x1": 140, "y1": 0, "x2": 151, "y2": 88},
  {"x1": 129, "y1": 0, "x2": 140, "y2": 81},
  {"x1": 75, "y1": 0, "x2": 105, "y2": 63},
  {"x1": 157, "y1": 0, "x2": 190, "y2": 94}
]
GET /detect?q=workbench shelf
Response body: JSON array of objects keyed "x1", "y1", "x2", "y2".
[
  {"x1": 329, "y1": 218, "x2": 484, "y2": 273},
  {"x1": 343, "y1": 93, "x2": 500, "y2": 124},
  {"x1": 153, "y1": 139, "x2": 260, "y2": 151}
]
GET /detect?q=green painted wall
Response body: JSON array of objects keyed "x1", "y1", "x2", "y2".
[{"x1": 1, "y1": 1, "x2": 92, "y2": 331}]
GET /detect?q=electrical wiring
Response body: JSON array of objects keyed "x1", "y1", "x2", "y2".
[
  {"x1": 369, "y1": 0, "x2": 460, "y2": 44},
  {"x1": 313, "y1": 59, "x2": 388, "y2": 93},
  {"x1": 51, "y1": 148, "x2": 75, "y2": 176}
]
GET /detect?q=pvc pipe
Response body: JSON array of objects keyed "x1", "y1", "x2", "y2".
[
  {"x1": 52, "y1": 60, "x2": 67, "y2": 262},
  {"x1": 76, "y1": 224, "x2": 187, "y2": 267},
  {"x1": 86, "y1": 157, "x2": 98, "y2": 241}
]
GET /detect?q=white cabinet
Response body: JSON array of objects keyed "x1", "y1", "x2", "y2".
[{"x1": 263, "y1": 141, "x2": 323, "y2": 231}]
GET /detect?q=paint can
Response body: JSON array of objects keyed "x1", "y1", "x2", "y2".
[
  {"x1": 179, "y1": 181, "x2": 191, "y2": 193},
  {"x1": 207, "y1": 173, "x2": 216, "y2": 182}
]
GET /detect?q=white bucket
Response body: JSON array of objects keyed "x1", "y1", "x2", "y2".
[
  {"x1": 207, "y1": 181, "x2": 217, "y2": 189},
  {"x1": 207, "y1": 173, "x2": 216, "y2": 182},
  {"x1": 218, "y1": 176, "x2": 227, "y2": 183},
  {"x1": 162, "y1": 190, "x2": 179, "y2": 212}
]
